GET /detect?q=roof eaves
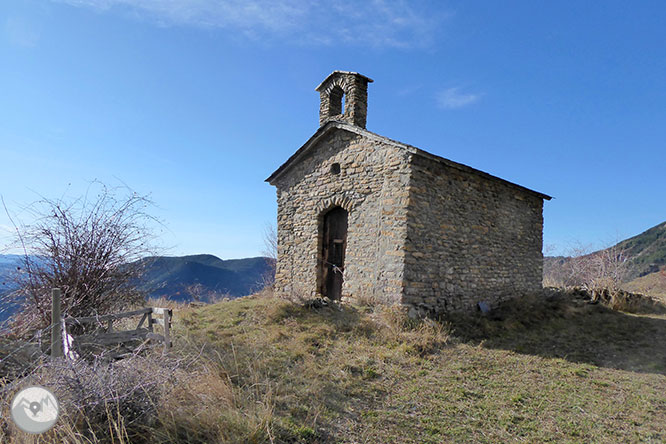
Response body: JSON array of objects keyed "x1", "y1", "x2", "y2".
[
  {"x1": 265, "y1": 121, "x2": 552, "y2": 201},
  {"x1": 410, "y1": 147, "x2": 553, "y2": 201}
]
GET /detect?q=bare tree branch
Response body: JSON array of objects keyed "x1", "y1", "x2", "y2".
[
  {"x1": 2, "y1": 182, "x2": 162, "y2": 335},
  {"x1": 260, "y1": 223, "x2": 277, "y2": 289},
  {"x1": 544, "y1": 241, "x2": 628, "y2": 300}
]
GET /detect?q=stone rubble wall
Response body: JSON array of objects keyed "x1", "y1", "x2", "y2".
[
  {"x1": 273, "y1": 128, "x2": 411, "y2": 303},
  {"x1": 402, "y1": 154, "x2": 545, "y2": 315}
]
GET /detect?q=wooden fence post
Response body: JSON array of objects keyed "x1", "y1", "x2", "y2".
[
  {"x1": 51, "y1": 288, "x2": 64, "y2": 359},
  {"x1": 164, "y1": 309, "x2": 172, "y2": 350}
]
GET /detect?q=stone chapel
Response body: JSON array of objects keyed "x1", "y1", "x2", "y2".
[{"x1": 266, "y1": 71, "x2": 551, "y2": 315}]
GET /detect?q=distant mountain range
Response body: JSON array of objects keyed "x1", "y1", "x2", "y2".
[
  {"x1": 0, "y1": 254, "x2": 274, "y2": 323},
  {"x1": 136, "y1": 254, "x2": 273, "y2": 302},
  {"x1": 0, "y1": 254, "x2": 23, "y2": 294}
]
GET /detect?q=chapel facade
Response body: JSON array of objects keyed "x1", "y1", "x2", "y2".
[{"x1": 266, "y1": 71, "x2": 550, "y2": 315}]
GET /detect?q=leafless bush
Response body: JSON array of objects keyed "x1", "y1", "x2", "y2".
[
  {"x1": 182, "y1": 282, "x2": 231, "y2": 303},
  {"x1": 0, "y1": 318, "x2": 278, "y2": 443},
  {"x1": 2, "y1": 182, "x2": 161, "y2": 335},
  {"x1": 0, "y1": 348, "x2": 187, "y2": 443},
  {"x1": 545, "y1": 242, "x2": 628, "y2": 301},
  {"x1": 260, "y1": 223, "x2": 277, "y2": 290}
]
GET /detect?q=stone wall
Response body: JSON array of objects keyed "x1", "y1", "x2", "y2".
[
  {"x1": 402, "y1": 154, "x2": 545, "y2": 314},
  {"x1": 273, "y1": 127, "x2": 411, "y2": 303}
]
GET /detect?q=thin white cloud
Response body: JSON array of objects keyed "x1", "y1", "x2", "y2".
[
  {"x1": 4, "y1": 17, "x2": 40, "y2": 48},
  {"x1": 52, "y1": 0, "x2": 448, "y2": 48},
  {"x1": 436, "y1": 87, "x2": 482, "y2": 110},
  {"x1": 396, "y1": 83, "x2": 422, "y2": 97}
]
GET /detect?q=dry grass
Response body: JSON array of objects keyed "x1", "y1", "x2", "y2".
[{"x1": 2, "y1": 289, "x2": 666, "y2": 443}]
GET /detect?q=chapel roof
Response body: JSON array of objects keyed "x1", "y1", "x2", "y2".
[{"x1": 265, "y1": 120, "x2": 552, "y2": 201}]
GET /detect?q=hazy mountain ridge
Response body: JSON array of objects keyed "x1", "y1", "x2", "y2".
[
  {"x1": 0, "y1": 254, "x2": 274, "y2": 322},
  {"x1": 0, "y1": 255, "x2": 23, "y2": 295},
  {"x1": 137, "y1": 254, "x2": 273, "y2": 301}
]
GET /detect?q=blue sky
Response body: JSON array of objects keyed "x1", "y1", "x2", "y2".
[{"x1": 1, "y1": 0, "x2": 664, "y2": 259}]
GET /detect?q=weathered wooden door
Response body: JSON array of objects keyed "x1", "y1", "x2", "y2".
[{"x1": 321, "y1": 207, "x2": 348, "y2": 299}]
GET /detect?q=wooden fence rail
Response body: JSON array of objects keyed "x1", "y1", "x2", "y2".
[{"x1": 50, "y1": 288, "x2": 173, "y2": 359}]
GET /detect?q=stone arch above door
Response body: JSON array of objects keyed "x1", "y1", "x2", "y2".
[{"x1": 315, "y1": 193, "x2": 359, "y2": 216}]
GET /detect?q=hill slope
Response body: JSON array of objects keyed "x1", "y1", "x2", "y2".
[
  {"x1": 623, "y1": 270, "x2": 666, "y2": 299},
  {"x1": 137, "y1": 254, "x2": 272, "y2": 301},
  {"x1": 617, "y1": 221, "x2": 666, "y2": 280}
]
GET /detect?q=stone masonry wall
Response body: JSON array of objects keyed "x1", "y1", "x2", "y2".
[
  {"x1": 273, "y1": 128, "x2": 411, "y2": 303},
  {"x1": 403, "y1": 154, "x2": 544, "y2": 315}
]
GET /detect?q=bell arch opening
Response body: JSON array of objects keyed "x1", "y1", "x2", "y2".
[{"x1": 328, "y1": 85, "x2": 345, "y2": 117}]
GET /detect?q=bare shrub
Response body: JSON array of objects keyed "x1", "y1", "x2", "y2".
[
  {"x1": 182, "y1": 283, "x2": 231, "y2": 304},
  {"x1": 260, "y1": 223, "x2": 277, "y2": 290},
  {"x1": 566, "y1": 243, "x2": 628, "y2": 301},
  {"x1": 0, "y1": 349, "x2": 186, "y2": 443},
  {"x1": 542, "y1": 244, "x2": 563, "y2": 288},
  {"x1": 262, "y1": 223, "x2": 277, "y2": 263},
  {"x1": 2, "y1": 182, "x2": 161, "y2": 335},
  {"x1": 0, "y1": 326, "x2": 279, "y2": 443},
  {"x1": 544, "y1": 241, "x2": 628, "y2": 299}
]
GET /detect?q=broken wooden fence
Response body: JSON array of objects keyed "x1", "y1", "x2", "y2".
[{"x1": 50, "y1": 288, "x2": 173, "y2": 359}]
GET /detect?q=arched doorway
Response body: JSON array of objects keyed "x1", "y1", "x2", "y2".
[{"x1": 320, "y1": 206, "x2": 348, "y2": 299}]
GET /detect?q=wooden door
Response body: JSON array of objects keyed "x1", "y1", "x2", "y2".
[{"x1": 321, "y1": 207, "x2": 348, "y2": 299}]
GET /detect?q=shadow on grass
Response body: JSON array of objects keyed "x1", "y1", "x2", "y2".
[{"x1": 447, "y1": 290, "x2": 666, "y2": 375}]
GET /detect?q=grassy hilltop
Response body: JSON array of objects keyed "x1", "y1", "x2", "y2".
[{"x1": 3, "y1": 289, "x2": 665, "y2": 443}]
